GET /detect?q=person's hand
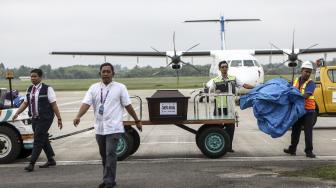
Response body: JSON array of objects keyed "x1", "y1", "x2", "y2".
[
  {"x1": 135, "y1": 120, "x2": 142, "y2": 132},
  {"x1": 12, "y1": 114, "x2": 18, "y2": 122},
  {"x1": 73, "y1": 118, "x2": 80, "y2": 127},
  {"x1": 57, "y1": 119, "x2": 63, "y2": 130}
]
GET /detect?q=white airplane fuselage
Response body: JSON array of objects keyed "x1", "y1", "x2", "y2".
[{"x1": 209, "y1": 50, "x2": 264, "y2": 94}]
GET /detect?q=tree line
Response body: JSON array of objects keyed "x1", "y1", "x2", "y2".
[{"x1": 0, "y1": 60, "x2": 335, "y2": 79}]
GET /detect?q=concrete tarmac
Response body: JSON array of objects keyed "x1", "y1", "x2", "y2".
[{"x1": 1, "y1": 89, "x2": 336, "y2": 187}]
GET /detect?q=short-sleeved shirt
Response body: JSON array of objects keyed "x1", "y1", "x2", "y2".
[
  {"x1": 82, "y1": 81, "x2": 131, "y2": 135},
  {"x1": 24, "y1": 82, "x2": 57, "y2": 117},
  {"x1": 298, "y1": 78, "x2": 316, "y2": 112}
]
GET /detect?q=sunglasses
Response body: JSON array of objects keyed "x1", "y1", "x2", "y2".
[{"x1": 220, "y1": 66, "x2": 228, "y2": 68}]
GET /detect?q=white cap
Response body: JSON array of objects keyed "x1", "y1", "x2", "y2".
[{"x1": 301, "y1": 61, "x2": 314, "y2": 70}]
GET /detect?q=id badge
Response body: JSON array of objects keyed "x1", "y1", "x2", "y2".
[{"x1": 98, "y1": 105, "x2": 104, "y2": 115}]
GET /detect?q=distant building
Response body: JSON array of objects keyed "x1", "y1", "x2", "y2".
[{"x1": 18, "y1": 76, "x2": 30, "y2": 81}]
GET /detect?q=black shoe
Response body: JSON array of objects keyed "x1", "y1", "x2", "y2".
[
  {"x1": 98, "y1": 183, "x2": 105, "y2": 188},
  {"x1": 24, "y1": 163, "x2": 34, "y2": 172},
  {"x1": 306, "y1": 152, "x2": 316, "y2": 158},
  {"x1": 227, "y1": 149, "x2": 235, "y2": 153},
  {"x1": 104, "y1": 182, "x2": 116, "y2": 188},
  {"x1": 99, "y1": 182, "x2": 116, "y2": 188},
  {"x1": 283, "y1": 148, "x2": 296, "y2": 155},
  {"x1": 39, "y1": 159, "x2": 56, "y2": 168}
]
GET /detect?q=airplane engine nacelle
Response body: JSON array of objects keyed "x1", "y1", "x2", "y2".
[
  {"x1": 172, "y1": 64, "x2": 182, "y2": 69},
  {"x1": 287, "y1": 61, "x2": 298, "y2": 68}
]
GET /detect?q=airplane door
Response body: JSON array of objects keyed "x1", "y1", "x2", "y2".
[{"x1": 324, "y1": 68, "x2": 336, "y2": 112}]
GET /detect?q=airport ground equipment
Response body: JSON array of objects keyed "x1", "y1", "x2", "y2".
[
  {"x1": 0, "y1": 71, "x2": 34, "y2": 164},
  {"x1": 313, "y1": 65, "x2": 336, "y2": 125},
  {"x1": 0, "y1": 108, "x2": 33, "y2": 164},
  {"x1": 48, "y1": 90, "x2": 238, "y2": 160},
  {"x1": 117, "y1": 87, "x2": 238, "y2": 160}
]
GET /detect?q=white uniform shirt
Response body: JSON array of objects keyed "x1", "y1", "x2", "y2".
[
  {"x1": 82, "y1": 81, "x2": 131, "y2": 135},
  {"x1": 206, "y1": 75, "x2": 244, "y2": 92},
  {"x1": 24, "y1": 83, "x2": 57, "y2": 117}
]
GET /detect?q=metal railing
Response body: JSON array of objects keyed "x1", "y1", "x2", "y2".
[
  {"x1": 193, "y1": 83, "x2": 236, "y2": 120},
  {"x1": 124, "y1": 95, "x2": 142, "y2": 121}
]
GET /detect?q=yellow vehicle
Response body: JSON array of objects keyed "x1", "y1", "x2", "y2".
[{"x1": 313, "y1": 65, "x2": 336, "y2": 124}]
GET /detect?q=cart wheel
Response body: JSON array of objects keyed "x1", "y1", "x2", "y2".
[
  {"x1": 127, "y1": 127, "x2": 140, "y2": 155},
  {"x1": 0, "y1": 126, "x2": 22, "y2": 164},
  {"x1": 196, "y1": 125, "x2": 224, "y2": 150},
  {"x1": 117, "y1": 132, "x2": 134, "y2": 161},
  {"x1": 198, "y1": 127, "x2": 230, "y2": 158},
  {"x1": 196, "y1": 125, "x2": 211, "y2": 150}
]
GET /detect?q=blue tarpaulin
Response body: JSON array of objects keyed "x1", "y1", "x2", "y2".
[{"x1": 240, "y1": 78, "x2": 306, "y2": 138}]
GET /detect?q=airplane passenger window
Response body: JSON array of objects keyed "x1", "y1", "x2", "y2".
[
  {"x1": 253, "y1": 60, "x2": 261, "y2": 67},
  {"x1": 243, "y1": 60, "x2": 254, "y2": 67},
  {"x1": 230, "y1": 60, "x2": 242, "y2": 67},
  {"x1": 327, "y1": 70, "x2": 335, "y2": 83}
]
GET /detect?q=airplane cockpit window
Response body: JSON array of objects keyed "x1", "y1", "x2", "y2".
[
  {"x1": 253, "y1": 60, "x2": 261, "y2": 67},
  {"x1": 230, "y1": 60, "x2": 242, "y2": 67},
  {"x1": 243, "y1": 60, "x2": 254, "y2": 67}
]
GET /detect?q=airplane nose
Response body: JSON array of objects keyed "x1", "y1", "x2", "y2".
[{"x1": 233, "y1": 71, "x2": 258, "y2": 85}]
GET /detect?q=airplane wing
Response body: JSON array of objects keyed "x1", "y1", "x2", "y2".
[
  {"x1": 51, "y1": 48, "x2": 336, "y2": 57},
  {"x1": 50, "y1": 51, "x2": 211, "y2": 57},
  {"x1": 253, "y1": 48, "x2": 336, "y2": 55},
  {"x1": 50, "y1": 51, "x2": 167, "y2": 57}
]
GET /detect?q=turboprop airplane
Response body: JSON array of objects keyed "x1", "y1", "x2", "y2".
[
  {"x1": 51, "y1": 17, "x2": 265, "y2": 94},
  {"x1": 51, "y1": 16, "x2": 336, "y2": 94}
]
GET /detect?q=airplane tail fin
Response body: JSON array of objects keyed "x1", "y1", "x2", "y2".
[{"x1": 184, "y1": 17, "x2": 261, "y2": 50}]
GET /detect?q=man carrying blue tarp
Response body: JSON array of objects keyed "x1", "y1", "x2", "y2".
[
  {"x1": 284, "y1": 61, "x2": 317, "y2": 158},
  {"x1": 240, "y1": 78, "x2": 306, "y2": 138},
  {"x1": 240, "y1": 61, "x2": 316, "y2": 158}
]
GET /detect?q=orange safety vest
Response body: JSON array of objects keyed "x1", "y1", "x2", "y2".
[{"x1": 293, "y1": 78, "x2": 315, "y2": 110}]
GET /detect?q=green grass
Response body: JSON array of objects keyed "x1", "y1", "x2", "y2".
[
  {"x1": 264, "y1": 74, "x2": 316, "y2": 82},
  {"x1": 0, "y1": 76, "x2": 210, "y2": 91},
  {"x1": 280, "y1": 165, "x2": 336, "y2": 181},
  {"x1": 265, "y1": 75, "x2": 293, "y2": 81},
  {"x1": 0, "y1": 75, "x2": 305, "y2": 91}
]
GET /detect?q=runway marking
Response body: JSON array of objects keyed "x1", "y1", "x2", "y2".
[
  {"x1": 60, "y1": 109, "x2": 93, "y2": 113},
  {"x1": 58, "y1": 100, "x2": 82, "y2": 107},
  {"x1": 2, "y1": 156, "x2": 336, "y2": 167},
  {"x1": 58, "y1": 104, "x2": 138, "y2": 113}
]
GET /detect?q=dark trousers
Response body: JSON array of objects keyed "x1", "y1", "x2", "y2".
[
  {"x1": 30, "y1": 118, "x2": 55, "y2": 164},
  {"x1": 214, "y1": 108, "x2": 235, "y2": 150},
  {"x1": 96, "y1": 133, "x2": 121, "y2": 186},
  {"x1": 289, "y1": 112, "x2": 315, "y2": 154}
]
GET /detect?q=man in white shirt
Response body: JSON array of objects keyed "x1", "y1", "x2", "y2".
[
  {"x1": 73, "y1": 63, "x2": 142, "y2": 188},
  {"x1": 13, "y1": 69, "x2": 63, "y2": 172}
]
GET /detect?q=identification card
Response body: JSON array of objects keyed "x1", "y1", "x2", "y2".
[{"x1": 98, "y1": 105, "x2": 104, "y2": 115}]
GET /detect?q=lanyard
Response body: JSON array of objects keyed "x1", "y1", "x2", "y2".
[
  {"x1": 31, "y1": 84, "x2": 42, "y2": 99},
  {"x1": 100, "y1": 88, "x2": 110, "y2": 104}
]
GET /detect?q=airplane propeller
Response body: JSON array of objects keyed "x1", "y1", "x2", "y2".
[
  {"x1": 268, "y1": 30, "x2": 318, "y2": 82},
  {"x1": 270, "y1": 30, "x2": 318, "y2": 68},
  {"x1": 151, "y1": 32, "x2": 203, "y2": 76}
]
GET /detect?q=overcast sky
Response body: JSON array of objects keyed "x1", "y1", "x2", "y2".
[{"x1": 1, "y1": 0, "x2": 336, "y2": 68}]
